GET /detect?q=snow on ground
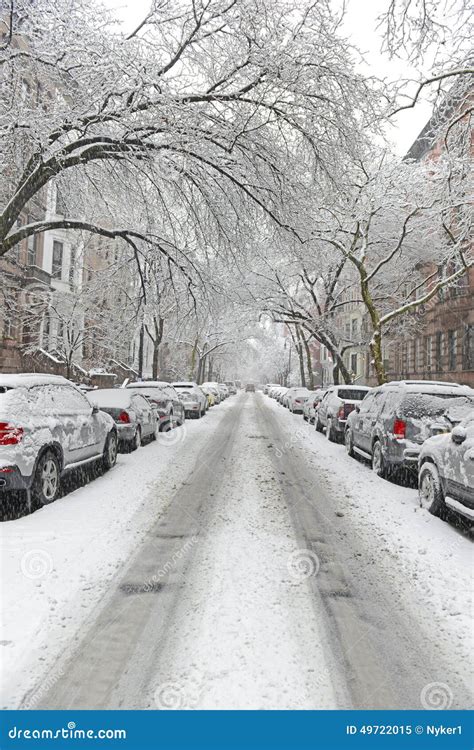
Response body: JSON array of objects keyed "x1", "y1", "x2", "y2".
[
  {"x1": 265, "y1": 395, "x2": 473, "y2": 676},
  {"x1": 146, "y1": 396, "x2": 340, "y2": 710},
  {"x1": 0, "y1": 400, "x2": 235, "y2": 709}
]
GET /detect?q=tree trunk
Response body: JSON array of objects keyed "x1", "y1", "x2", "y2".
[
  {"x1": 152, "y1": 342, "x2": 159, "y2": 380},
  {"x1": 359, "y1": 272, "x2": 387, "y2": 384},
  {"x1": 208, "y1": 357, "x2": 213, "y2": 381},
  {"x1": 294, "y1": 326, "x2": 306, "y2": 386},
  {"x1": 137, "y1": 323, "x2": 144, "y2": 379},
  {"x1": 303, "y1": 335, "x2": 314, "y2": 390}
]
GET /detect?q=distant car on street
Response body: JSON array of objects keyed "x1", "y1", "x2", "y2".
[
  {"x1": 302, "y1": 389, "x2": 327, "y2": 423},
  {"x1": 87, "y1": 389, "x2": 157, "y2": 451},
  {"x1": 344, "y1": 380, "x2": 474, "y2": 478},
  {"x1": 172, "y1": 382, "x2": 208, "y2": 416},
  {"x1": 284, "y1": 387, "x2": 312, "y2": 413},
  {"x1": 264, "y1": 383, "x2": 280, "y2": 394},
  {"x1": 316, "y1": 384, "x2": 371, "y2": 442},
  {"x1": 245, "y1": 383, "x2": 256, "y2": 392},
  {"x1": 126, "y1": 381, "x2": 185, "y2": 429},
  {"x1": 0, "y1": 374, "x2": 117, "y2": 512},
  {"x1": 418, "y1": 409, "x2": 474, "y2": 522}
]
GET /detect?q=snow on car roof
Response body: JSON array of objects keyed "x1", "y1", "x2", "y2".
[
  {"x1": 0, "y1": 373, "x2": 71, "y2": 389},
  {"x1": 125, "y1": 380, "x2": 170, "y2": 388},
  {"x1": 382, "y1": 380, "x2": 472, "y2": 394}
]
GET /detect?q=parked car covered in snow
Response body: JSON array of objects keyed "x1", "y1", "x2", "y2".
[
  {"x1": 344, "y1": 380, "x2": 474, "y2": 478},
  {"x1": 201, "y1": 383, "x2": 222, "y2": 404},
  {"x1": 218, "y1": 383, "x2": 229, "y2": 399},
  {"x1": 178, "y1": 389, "x2": 207, "y2": 418},
  {"x1": 200, "y1": 386, "x2": 217, "y2": 407},
  {"x1": 126, "y1": 381, "x2": 185, "y2": 429},
  {"x1": 264, "y1": 383, "x2": 280, "y2": 394},
  {"x1": 316, "y1": 384, "x2": 371, "y2": 442},
  {"x1": 284, "y1": 387, "x2": 312, "y2": 413},
  {"x1": 418, "y1": 409, "x2": 474, "y2": 521},
  {"x1": 87, "y1": 389, "x2": 157, "y2": 451},
  {"x1": 302, "y1": 389, "x2": 327, "y2": 423},
  {"x1": 225, "y1": 381, "x2": 237, "y2": 395},
  {"x1": 0, "y1": 374, "x2": 117, "y2": 512},
  {"x1": 172, "y1": 382, "x2": 208, "y2": 416}
]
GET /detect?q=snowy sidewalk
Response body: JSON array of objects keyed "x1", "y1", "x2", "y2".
[{"x1": 0, "y1": 400, "x2": 235, "y2": 708}]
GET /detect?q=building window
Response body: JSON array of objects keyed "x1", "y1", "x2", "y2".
[
  {"x1": 448, "y1": 330, "x2": 457, "y2": 371},
  {"x1": 435, "y1": 331, "x2": 443, "y2": 372},
  {"x1": 345, "y1": 322, "x2": 350, "y2": 340},
  {"x1": 351, "y1": 318, "x2": 358, "y2": 339},
  {"x1": 27, "y1": 225, "x2": 38, "y2": 266},
  {"x1": 52, "y1": 241, "x2": 64, "y2": 279},
  {"x1": 350, "y1": 353, "x2": 358, "y2": 375},
  {"x1": 424, "y1": 336, "x2": 432, "y2": 371},
  {"x1": 462, "y1": 325, "x2": 473, "y2": 371}
]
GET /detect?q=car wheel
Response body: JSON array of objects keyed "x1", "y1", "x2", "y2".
[
  {"x1": 315, "y1": 415, "x2": 323, "y2": 433},
  {"x1": 372, "y1": 440, "x2": 387, "y2": 478},
  {"x1": 326, "y1": 418, "x2": 336, "y2": 442},
  {"x1": 345, "y1": 429, "x2": 354, "y2": 457},
  {"x1": 419, "y1": 463, "x2": 446, "y2": 518},
  {"x1": 32, "y1": 450, "x2": 61, "y2": 507},
  {"x1": 103, "y1": 431, "x2": 118, "y2": 470}
]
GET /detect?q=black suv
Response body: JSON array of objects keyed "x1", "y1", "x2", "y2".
[{"x1": 344, "y1": 380, "x2": 474, "y2": 478}]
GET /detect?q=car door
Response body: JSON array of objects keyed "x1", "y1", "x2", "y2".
[
  {"x1": 442, "y1": 418, "x2": 474, "y2": 503},
  {"x1": 357, "y1": 392, "x2": 383, "y2": 453},
  {"x1": 132, "y1": 394, "x2": 154, "y2": 439},
  {"x1": 44, "y1": 385, "x2": 100, "y2": 464}
]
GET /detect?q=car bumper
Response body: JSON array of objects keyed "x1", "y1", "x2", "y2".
[
  {"x1": 116, "y1": 424, "x2": 136, "y2": 442},
  {"x1": 0, "y1": 466, "x2": 32, "y2": 491}
]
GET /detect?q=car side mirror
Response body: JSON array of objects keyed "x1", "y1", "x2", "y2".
[
  {"x1": 91, "y1": 402, "x2": 100, "y2": 415},
  {"x1": 451, "y1": 425, "x2": 467, "y2": 445}
]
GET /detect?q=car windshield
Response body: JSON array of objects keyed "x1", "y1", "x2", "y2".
[
  {"x1": 337, "y1": 389, "x2": 368, "y2": 400},
  {"x1": 401, "y1": 393, "x2": 474, "y2": 420}
]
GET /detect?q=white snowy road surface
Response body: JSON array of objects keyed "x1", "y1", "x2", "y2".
[{"x1": 1, "y1": 393, "x2": 472, "y2": 709}]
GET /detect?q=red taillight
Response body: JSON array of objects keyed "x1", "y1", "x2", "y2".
[
  {"x1": 295, "y1": 399, "x2": 302, "y2": 404},
  {"x1": 0, "y1": 422, "x2": 24, "y2": 445},
  {"x1": 393, "y1": 418, "x2": 406, "y2": 439},
  {"x1": 118, "y1": 411, "x2": 131, "y2": 424},
  {"x1": 0, "y1": 467, "x2": 14, "y2": 473},
  {"x1": 337, "y1": 406, "x2": 345, "y2": 419}
]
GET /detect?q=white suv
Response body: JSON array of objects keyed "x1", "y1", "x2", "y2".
[{"x1": 0, "y1": 374, "x2": 117, "y2": 512}]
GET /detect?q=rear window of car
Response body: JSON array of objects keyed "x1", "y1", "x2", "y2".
[
  {"x1": 91, "y1": 390, "x2": 131, "y2": 407},
  {"x1": 336, "y1": 389, "x2": 368, "y2": 401},
  {"x1": 126, "y1": 386, "x2": 167, "y2": 400},
  {"x1": 400, "y1": 393, "x2": 474, "y2": 419}
]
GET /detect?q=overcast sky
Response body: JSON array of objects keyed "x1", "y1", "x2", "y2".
[{"x1": 103, "y1": 0, "x2": 433, "y2": 156}]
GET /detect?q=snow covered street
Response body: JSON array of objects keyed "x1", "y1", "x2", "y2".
[{"x1": 1, "y1": 392, "x2": 472, "y2": 711}]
